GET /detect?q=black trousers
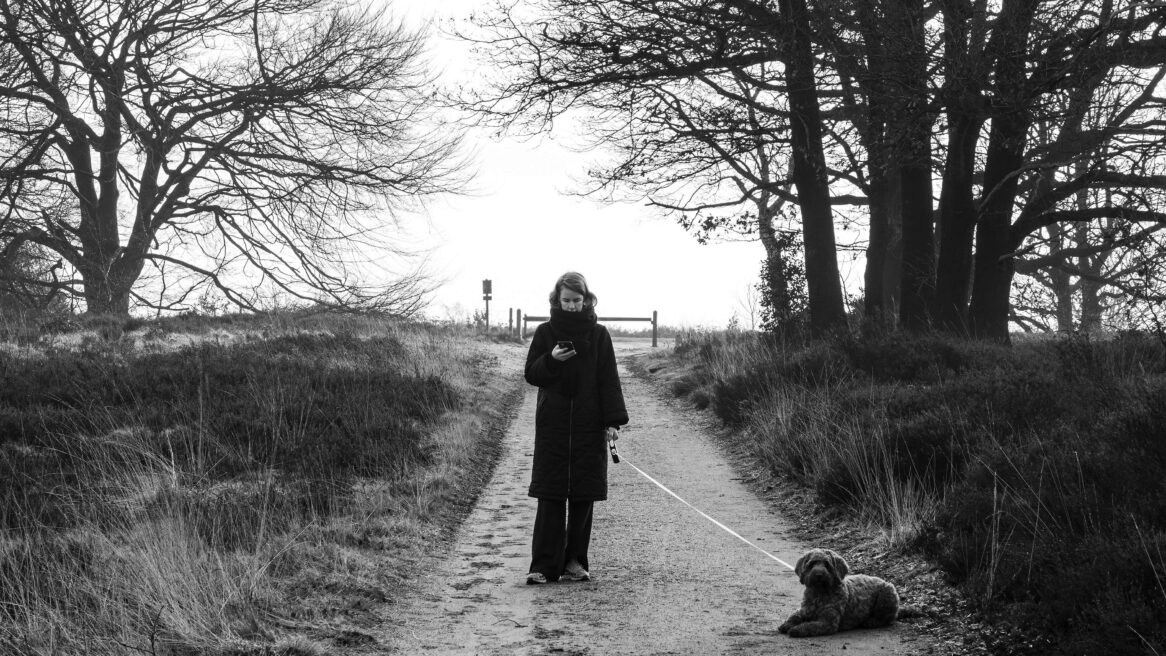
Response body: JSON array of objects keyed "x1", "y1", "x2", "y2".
[{"x1": 529, "y1": 498, "x2": 594, "y2": 580}]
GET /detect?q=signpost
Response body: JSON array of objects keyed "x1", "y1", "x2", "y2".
[{"x1": 482, "y1": 279, "x2": 492, "y2": 329}]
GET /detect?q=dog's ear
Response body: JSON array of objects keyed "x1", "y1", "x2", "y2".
[
  {"x1": 829, "y1": 550, "x2": 849, "y2": 581},
  {"x1": 794, "y1": 553, "x2": 811, "y2": 583}
]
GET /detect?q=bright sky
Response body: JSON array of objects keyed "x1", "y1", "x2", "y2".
[{"x1": 387, "y1": 0, "x2": 773, "y2": 329}]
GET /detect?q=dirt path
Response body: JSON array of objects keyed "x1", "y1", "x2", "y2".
[{"x1": 377, "y1": 340, "x2": 930, "y2": 655}]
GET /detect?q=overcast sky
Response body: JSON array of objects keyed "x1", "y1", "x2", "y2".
[{"x1": 376, "y1": 0, "x2": 799, "y2": 329}]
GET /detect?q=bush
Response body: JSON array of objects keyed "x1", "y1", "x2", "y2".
[
  {"x1": 887, "y1": 410, "x2": 978, "y2": 491},
  {"x1": 0, "y1": 333, "x2": 458, "y2": 531},
  {"x1": 841, "y1": 333, "x2": 970, "y2": 382},
  {"x1": 712, "y1": 366, "x2": 777, "y2": 427},
  {"x1": 774, "y1": 340, "x2": 852, "y2": 388},
  {"x1": 933, "y1": 380, "x2": 1166, "y2": 653}
]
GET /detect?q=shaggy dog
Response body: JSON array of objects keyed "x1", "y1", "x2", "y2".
[{"x1": 779, "y1": 548, "x2": 908, "y2": 637}]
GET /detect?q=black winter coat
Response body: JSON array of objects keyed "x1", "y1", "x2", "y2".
[{"x1": 525, "y1": 320, "x2": 628, "y2": 500}]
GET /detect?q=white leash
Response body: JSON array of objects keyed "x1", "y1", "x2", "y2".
[{"x1": 614, "y1": 447, "x2": 796, "y2": 572}]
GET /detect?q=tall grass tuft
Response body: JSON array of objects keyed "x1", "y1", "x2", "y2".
[{"x1": 668, "y1": 328, "x2": 1166, "y2": 654}]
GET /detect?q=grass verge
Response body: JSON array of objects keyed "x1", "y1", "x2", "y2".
[
  {"x1": 0, "y1": 311, "x2": 525, "y2": 655},
  {"x1": 651, "y1": 328, "x2": 1166, "y2": 656}
]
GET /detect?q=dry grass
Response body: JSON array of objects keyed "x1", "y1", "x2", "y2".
[
  {"x1": 662, "y1": 328, "x2": 1166, "y2": 654},
  {"x1": 1, "y1": 432, "x2": 276, "y2": 654},
  {"x1": 0, "y1": 311, "x2": 523, "y2": 655},
  {"x1": 670, "y1": 329, "x2": 932, "y2": 550}
]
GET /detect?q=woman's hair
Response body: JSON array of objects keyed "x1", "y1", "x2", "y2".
[{"x1": 548, "y1": 271, "x2": 598, "y2": 309}]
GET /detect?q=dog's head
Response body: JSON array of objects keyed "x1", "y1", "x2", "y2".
[{"x1": 794, "y1": 548, "x2": 848, "y2": 590}]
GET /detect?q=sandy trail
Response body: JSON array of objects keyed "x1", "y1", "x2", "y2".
[{"x1": 378, "y1": 340, "x2": 925, "y2": 655}]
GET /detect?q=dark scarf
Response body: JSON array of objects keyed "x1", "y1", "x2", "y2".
[
  {"x1": 550, "y1": 307, "x2": 597, "y2": 351},
  {"x1": 550, "y1": 307, "x2": 597, "y2": 397}
]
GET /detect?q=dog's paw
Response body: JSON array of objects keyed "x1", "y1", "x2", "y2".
[
  {"x1": 787, "y1": 624, "x2": 822, "y2": 638},
  {"x1": 778, "y1": 622, "x2": 791, "y2": 634},
  {"x1": 896, "y1": 604, "x2": 928, "y2": 620}
]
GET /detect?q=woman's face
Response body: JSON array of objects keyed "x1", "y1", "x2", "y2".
[{"x1": 559, "y1": 287, "x2": 585, "y2": 312}]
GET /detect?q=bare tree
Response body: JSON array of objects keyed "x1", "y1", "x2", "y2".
[
  {"x1": 820, "y1": 0, "x2": 935, "y2": 331},
  {"x1": 461, "y1": 0, "x2": 848, "y2": 336},
  {"x1": 570, "y1": 63, "x2": 818, "y2": 330},
  {"x1": 460, "y1": 0, "x2": 1166, "y2": 342},
  {"x1": 735, "y1": 279, "x2": 761, "y2": 330},
  {"x1": 1014, "y1": 151, "x2": 1166, "y2": 333},
  {"x1": 957, "y1": 0, "x2": 1166, "y2": 340},
  {"x1": 0, "y1": 0, "x2": 466, "y2": 316},
  {"x1": 824, "y1": 0, "x2": 1166, "y2": 340}
]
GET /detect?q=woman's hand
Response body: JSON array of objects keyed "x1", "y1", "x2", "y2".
[
  {"x1": 606, "y1": 427, "x2": 619, "y2": 443},
  {"x1": 551, "y1": 344, "x2": 576, "y2": 361}
]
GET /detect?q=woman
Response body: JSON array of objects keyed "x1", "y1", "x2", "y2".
[{"x1": 523, "y1": 271, "x2": 628, "y2": 584}]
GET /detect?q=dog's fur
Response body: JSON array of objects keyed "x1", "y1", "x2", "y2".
[{"x1": 779, "y1": 548, "x2": 905, "y2": 638}]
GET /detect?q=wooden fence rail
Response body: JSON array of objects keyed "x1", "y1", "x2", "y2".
[{"x1": 515, "y1": 310, "x2": 658, "y2": 347}]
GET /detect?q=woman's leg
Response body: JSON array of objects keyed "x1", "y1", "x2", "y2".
[
  {"x1": 564, "y1": 500, "x2": 594, "y2": 572},
  {"x1": 530, "y1": 498, "x2": 567, "y2": 580}
]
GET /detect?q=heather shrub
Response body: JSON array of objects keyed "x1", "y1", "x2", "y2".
[
  {"x1": 712, "y1": 365, "x2": 783, "y2": 427},
  {"x1": 668, "y1": 329, "x2": 1166, "y2": 654},
  {"x1": 886, "y1": 410, "x2": 976, "y2": 490},
  {"x1": 0, "y1": 333, "x2": 457, "y2": 532},
  {"x1": 668, "y1": 372, "x2": 704, "y2": 399},
  {"x1": 0, "y1": 441, "x2": 74, "y2": 530},
  {"x1": 689, "y1": 387, "x2": 713, "y2": 410},
  {"x1": 0, "y1": 315, "x2": 515, "y2": 655},
  {"x1": 841, "y1": 333, "x2": 970, "y2": 382},
  {"x1": 36, "y1": 314, "x2": 83, "y2": 335},
  {"x1": 772, "y1": 340, "x2": 851, "y2": 387},
  {"x1": 933, "y1": 378, "x2": 1166, "y2": 653}
]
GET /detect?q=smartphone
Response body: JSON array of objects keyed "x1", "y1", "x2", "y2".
[{"x1": 556, "y1": 340, "x2": 574, "y2": 350}]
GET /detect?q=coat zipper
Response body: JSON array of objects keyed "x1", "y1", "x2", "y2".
[{"x1": 567, "y1": 398, "x2": 574, "y2": 496}]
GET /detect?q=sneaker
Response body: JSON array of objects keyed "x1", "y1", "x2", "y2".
[
  {"x1": 526, "y1": 572, "x2": 547, "y2": 585},
  {"x1": 562, "y1": 560, "x2": 590, "y2": 582}
]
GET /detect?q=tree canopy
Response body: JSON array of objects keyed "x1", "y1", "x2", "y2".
[{"x1": 462, "y1": 0, "x2": 1166, "y2": 340}]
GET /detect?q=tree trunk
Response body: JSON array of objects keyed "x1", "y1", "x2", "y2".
[
  {"x1": 968, "y1": 110, "x2": 1025, "y2": 342},
  {"x1": 849, "y1": 4, "x2": 893, "y2": 332},
  {"x1": 934, "y1": 112, "x2": 982, "y2": 332},
  {"x1": 781, "y1": 0, "x2": 846, "y2": 336},
  {"x1": 891, "y1": 0, "x2": 936, "y2": 332},
  {"x1": 1047, "y1": 224, "x2": 1074, "y2": 331},
  {"x1": 1079, "y1": 265, "x2": 1102, "y2": 332},
  {"x1": 898, "y1": 156, "x2": 936, "y2": 331},
  {"x1": 968, "y1": 0, "x2": 1038, "y2": 343},
  {"x1": 882, "y1": 170, "x2": 904, "y2": 321},
  {"x1": 933, "y1": 0, "x2": 986, "y2": 334},
  {"x1": 1077, "y1": 222, "x2": 1103, "y2": 333},
  {"x1": 78, "y1": 204, "x2": 145, "y2": 317},
  {"x1": 1053, "y1": 276, "x2": 1074, "y2": 332},
  {"x1": 864, "y1": 171, "x2": 892, "y2": 329},
  {"x1": 82, "y1": 276, "x2": 132, "y2": 316},
  {"x1": 81, "y1": 253, "x2": 142, "y2": 316},
  {"x1": 859, "y1": 175, "x2": 905, "y2": 331},
  {"x1": 77, "y1": 195, "x2": 141, "y2": 316},
  {"x1": 757, "y1": 204, "x2": 792, "y2": 326}
]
